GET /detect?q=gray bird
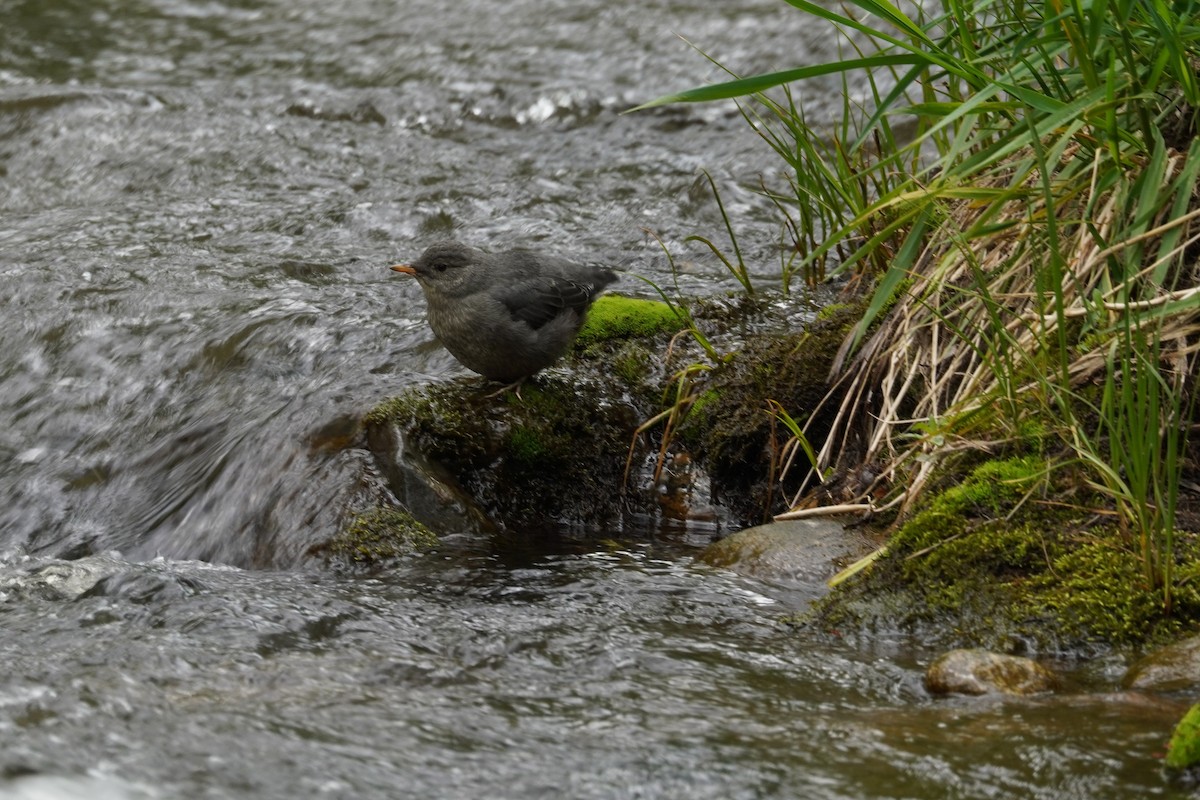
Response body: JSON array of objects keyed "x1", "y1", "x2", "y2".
[{"x1": 390, "y1": 241, "x2": 617, "y2": 383}]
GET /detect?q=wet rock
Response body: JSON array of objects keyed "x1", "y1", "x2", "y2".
[
  {"x1": 677, "y1": 299, "x2": 857, "y2": 522},
  {"x1": 82, "y1": 567, "x2": 206, "y2": 605},
  {"x1": 699, "y1": 519, "x2": 875, "y2": 597},
  {"x1": 285, "y1": 99, "x2": 386, "y2": 125},
  {"x1": 0, "y1": 554, "x2": 125, "y2": 601},
  {"x1": 365, "y1": 418, "x2": 494, "y2": 534},
  {"x1": 1123, "y1": 635, "x2": 1200, "y2": 692},
  {"x1": 364, "y1": 375, "x2": 647, "y2": 529},
  {"x1": 362, "y1": 295, "x2": 699, "y2": 531},
  {"x1": 925, "y1": 648, "x2": 1058, "y2": 696}
]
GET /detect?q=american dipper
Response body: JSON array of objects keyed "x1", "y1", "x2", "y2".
[{"x1": 391, "y1": 241, "x2": 617, "y2": 383}]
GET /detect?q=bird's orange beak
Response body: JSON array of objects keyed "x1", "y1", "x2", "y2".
[{"x1": 390, "y1": 264, "x2": 416, "y2": 275}]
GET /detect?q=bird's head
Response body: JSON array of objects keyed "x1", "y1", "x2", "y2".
[{"x1": 390, "y1": 241, "x2": 487, "y2": 299}]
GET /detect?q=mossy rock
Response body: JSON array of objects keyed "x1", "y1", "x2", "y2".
[
  {"x1": 1167, "y1": 704, "x2": 1200, "y2": 771},
  {"x1": 361, "y1": 290, "x2": 858, "y2": 533},
  {"x1": 325, "y1": 507, "x2": 438, "y2": 564},
  {"x1": 573, "y1": 295, "x2": 692, "y2": 404},
  {"x1": 365, "y1": 375, "x2": 646, "y2": 528}
]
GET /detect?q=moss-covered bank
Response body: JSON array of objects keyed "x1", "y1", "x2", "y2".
[{"x1": 804, "y1": 456, "x2": 1200, "y2": 654}]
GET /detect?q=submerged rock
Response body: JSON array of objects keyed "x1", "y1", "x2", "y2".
[
  {"x1": 1123, "y1": 635, "x2": 1200, "y2": 693},
  {"x1": 925, "y1": 648, "x2": 1059, "y2": 696},
  {"x1": 699, "y1": 519, "x2": 876, "y2": 597},
  {"x1": 0, "y1": 553, "x2": 126, "y2": 601},
  {"x1": 285, "y1": 99, "x2": 386, "y2": 125}
]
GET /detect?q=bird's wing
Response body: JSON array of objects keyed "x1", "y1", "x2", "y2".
[{"x1": 498, "y1": 276, "x2": 602, "y2": 330}]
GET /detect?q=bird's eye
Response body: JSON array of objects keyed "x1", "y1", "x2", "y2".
[{"x1": 433, "y1": 263, "x2": 448, "y2": 272}]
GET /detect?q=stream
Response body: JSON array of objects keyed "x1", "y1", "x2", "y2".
[{"x1": 0, "y1": 1, "x2": 1191, "y2": 797}]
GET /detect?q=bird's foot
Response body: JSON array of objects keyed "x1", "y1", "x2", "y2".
[{"x1": 480, "y1": 377, "x2": 527, "y2": 401}]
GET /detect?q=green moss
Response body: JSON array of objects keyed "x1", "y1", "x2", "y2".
[
  {"x1": 1031, "y1": 536, "x2": 1200, "y2": 646},
  {"x1": 327, "y1": 507, "x2": 438, "y2": 563},
  {"x1": 815, "y1": 302, "x2": 854, "y2": 322},
  {"x1": 891, "y1": 456, "x2": 1044, "y2": 554},
  {"x1": 506, "y1": 425, "x2": 549, "y2": 464},
  {"x1": 684, "y1": 387, "x2": 719, "y2": 425},
  {"x1": 688, "y1": 388, "x2": 720, "y2": 418},
  {"x1": 575, "y1": 295, "x2": 686, "y2": 347},
  {"x1": 1014, "y1": 418, "x2": 1050, "y2": 454},
  {"x1": 501, "y1": 382, "x2": 576, "y2": 424},
  {"x1": 363, "y1": 388, "x2": 464, "y2": 431},
  {"x1": 673, "y1": 387, "x2": 724, "y2": 452},
  {"x1": 1167, "y1": 704, "x2": 1200, "y2": 770},
  {"x1": 611, "y1": 342, "x2": 653, "y2": 384},
  {"x1": 807, "y1": 456, "x2": 1200, "y2": 653},
  {"x1": 363, "y1": 394, "x2": 411, "y2": 428}
]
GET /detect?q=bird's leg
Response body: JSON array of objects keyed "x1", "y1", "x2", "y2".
[{"x1": 480, "y1": 377, "x2": 526, "y2": 401}]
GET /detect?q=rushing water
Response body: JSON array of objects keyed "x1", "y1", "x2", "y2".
[{"x1": 0, "y1": 1, "x2": 1192, "y2": 797}]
